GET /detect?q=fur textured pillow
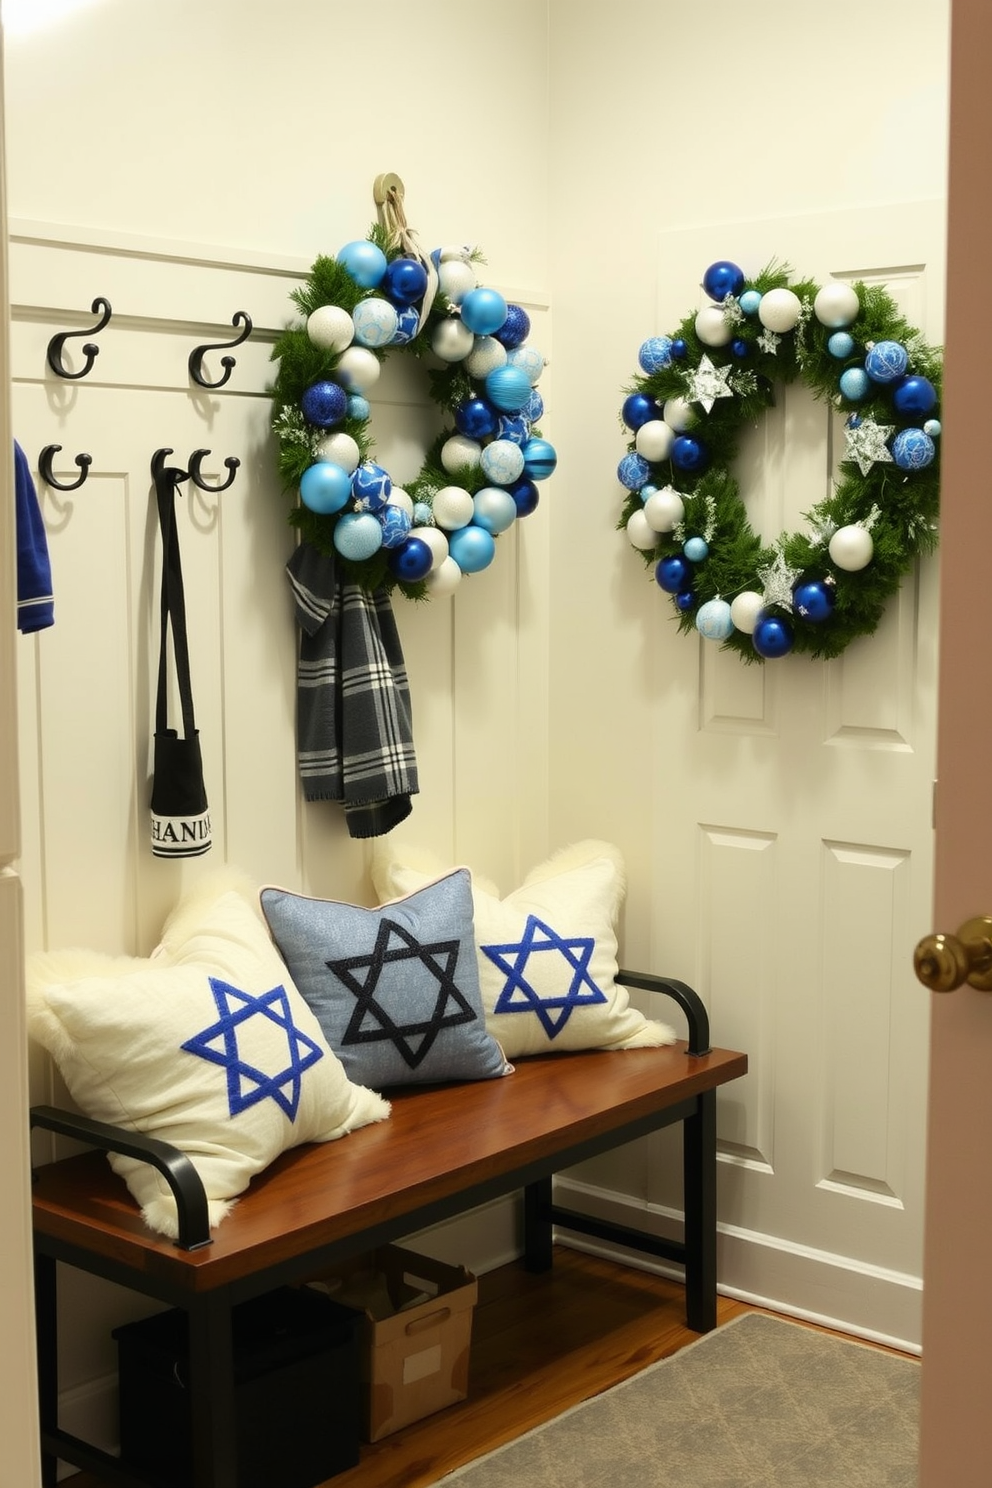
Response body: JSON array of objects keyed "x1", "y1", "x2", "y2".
[
  {"x1": 26, "y1": 873, "x2": 390, "y2": 1238},
  {"x1": 371, "y1": 840, "x2": 677, "y2": 1058}
]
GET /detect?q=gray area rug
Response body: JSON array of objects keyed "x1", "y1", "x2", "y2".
[{"x1": 439, "y1": 1313, "x2": 919, "y2": 1487}]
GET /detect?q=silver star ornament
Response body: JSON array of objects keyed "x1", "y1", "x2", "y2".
[
  {"x1": 757, "y1": 550, "x2": 802, "y2": 611},
  {"x1": 845, "y1": 417, "x2": 895, "y2": 477},
  {"x1": 687, "y1": 354, "x2": 734, "y2": 413}
]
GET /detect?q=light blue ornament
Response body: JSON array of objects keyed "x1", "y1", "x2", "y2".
[
  {"x1": 412, "y1": 501, "x2": 434, "y2": 526},
  {"x1": 923, "y1": 419, "x2": 942, "y2": 438},
  {"x1": 299, "y1": 462, "x2": 352, "y2": 515},
  {"x1": 460, "y1": 287, "x2": 508, "y2": 336},
  {"x1": 472, "y1": 486, "x2": 518, "y2": 534},
  {"x1": 485, "y1": 364, "x2": 533, "y2": 412},
  {"x1": 739, "y1": 290, "x2": 762, "y2": 316},
  {"x1": 892, "y1": 427, "x2": 936, "y2": 471},
  {"x1": 379, "y1": 503, "x2": 413, "y2": 549},
  {"x1": 683, "y1": 537, "x2": 709, "y2": 562},
  {"x1": 839, "y1": 367, "x2": 871, "y2": 402},
  {"x1": 618, "y1": 453, "x2": 650, "y2": 491},
  {"x1": 337, "y1": 240, "x2": 388, "y2": 288},
  {"x1": 391, "y1": 306, "x2": 420, "y2": 345},
  {"x1": 351, "y1": 461, "x2": 392, "y2": 510},
  {"x1": 448, "y1": 524, "x2": 496, "y2": 574},
  {"x1": 827, "y1": 332, "x2": 855, "y2": 359},
  {"x1": 638, "y1": 336, "x2": 674, "y2": 374},
  {"x1": 639, "y1": 483, "x2": 659, "y2": 503},
  {"x1": 865, "y1": 340, "x2": 909, "y2": 383},
  {"x1": 347, "y1": 394, "x2": 371, "y2": 421},
  {"x1": 507, "y1": 346, "x2": 546, "y2": 384},
  {"x1": 480, "y1": 438, "x2": 525, "y2": 485},
  {"x1": 522, "y1": 437, "x2": 558, "y2": 481},
  {"x1": 333, "y1": 511, "x2": 383, "y2": 562},
  {"x1": 695, "y1": 598, "x2": 734, "y2": 641},
  {"x1": 352, "y1": 297, "x2": 399, "y2": 348}
]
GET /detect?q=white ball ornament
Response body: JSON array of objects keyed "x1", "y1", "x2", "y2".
[
  {"x1": 626, "y1": 509, "x2": 658, "y2": 551},
  {"x1": 437, "y1": 260, "x2": 477, "y2": 304},
  {"x1": 306, "y1": 304, "x2": 355, "y2": 353},
  {"x1": 696, "y1": 598, "x2": 734, "y2": 642},
  {"x1": 829, "y1": 524, "x2": 874, "y2": 572},
  {"x1": 643, "y1": 486, "x2": 685, "y2": 533},
  {"x1": 409, "y1": 524, "x2": 449, "y2": 570},
  {"x1": 758, "y1": 288, "x2": 802, "y2": 333},
  {"x1": 464, "y1": 336, "x2": 507, "y2": 379},
  {"x1": 351, "y1": 297, "x2": 399, "y2": 348},
  {"x1": 813, "y1": 282, "x2": 860, "y2": 329},
  {"x1": 694, "y1": 305, "x2": 733, "y2": 348},
  {"x1": 507, "y1": 346, "x2": 546, "y2": 384},
  {"x1": 334, "y1": 346, "x2": 381, "y2": 393},
  {"x1": 425, "y1": 555, "x2": 463, "y2": 596},
  {"x1": 431, "y1": 317, "x2": 475, "y2": 363},
  {"x1": 635, "y1": 420, "x2": 675, "y2": 463},
  {"x1": 431, "y1": 485, "x2": 475, "y2": 531},
  {"x1": 386, "y1": 488, "x2": 414, "y2": 518},
  {"x1": 315, "y1": 432, "x2": 360, "y2": 473},
  {"x1": 730, "y1": 591, "x2": 765, "y2": 635},
  {"x1": 441, "y1": 434, "x2": 482, "y2": 475},
  {"x1": 480, "y1": 438, "x2": 525, "y2": 485},
  {"x1": 663, "y1": 397, "x2": 694, "y2": 433}
]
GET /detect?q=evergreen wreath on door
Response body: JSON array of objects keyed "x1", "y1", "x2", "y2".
[{"x1": 617, "y1": 260, "x2": 942, "y2": 661}]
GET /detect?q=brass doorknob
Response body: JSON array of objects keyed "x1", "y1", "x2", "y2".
[{"x1": 913, "y1": 916, "x2": 992, "y2": 992}]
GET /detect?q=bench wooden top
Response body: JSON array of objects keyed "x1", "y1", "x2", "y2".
[{"x1": 32, "y1": 1041, "x2": 746, "y2": 1295}]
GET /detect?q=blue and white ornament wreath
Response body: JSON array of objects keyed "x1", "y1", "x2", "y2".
[
  {"x1": 617, "y1": 260, "x2": 942, "y2": 661},
  {"x1": 271, "y1": 226, "x2": 554, "y2": 600}
]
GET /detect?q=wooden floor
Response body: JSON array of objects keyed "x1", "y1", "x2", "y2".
[{"x1": 65, "y1": 1246, "x2": 751, "y2": 1488}]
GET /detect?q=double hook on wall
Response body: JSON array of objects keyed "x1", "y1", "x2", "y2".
[{"x1": 151, "y1": 447, "x2": 240, "y2": 493}]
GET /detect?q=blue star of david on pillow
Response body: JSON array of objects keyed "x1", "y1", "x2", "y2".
[
  {"x1": 327, "y1": 918, "x2": 476, "y2": 1069},
  {"x1": 482, "y1": 914, "x2": 607, "y2": 1038},
  {"x1": 181, "y1": 976, "x2": 324, "y2": 1122}
]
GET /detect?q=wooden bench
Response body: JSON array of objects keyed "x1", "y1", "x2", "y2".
[{"x1": 30, "y1": 971, "x2": 747, "y2": 1488}]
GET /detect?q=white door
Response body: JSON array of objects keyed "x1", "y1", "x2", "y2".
[{"x1": 648, "y1": 205, "x2": 943, "y2": 1349}]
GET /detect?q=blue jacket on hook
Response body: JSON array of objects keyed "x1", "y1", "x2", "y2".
[{"x1": 14, "y1": 441, "x2": 54, "y2": 633}]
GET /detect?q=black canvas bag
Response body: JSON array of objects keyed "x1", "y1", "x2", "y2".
[{"x1": 150, "y1": 461, "x2": 211, "y2": 858}]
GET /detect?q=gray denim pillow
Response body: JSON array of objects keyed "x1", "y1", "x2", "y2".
[{"x1": 260, "y1": 869, "x2": 510, "y2": 1090}]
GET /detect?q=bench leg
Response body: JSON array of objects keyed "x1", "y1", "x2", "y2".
[
  {"x1": 34, "y1": 1250, "x2": 58, "y2": 1488},
  {"x1": 523, "y1": 1176, "x2": 554, "y2": 1272},
  {"x1": 683, "y1": 1089, "x2": 717, "y2": 1333},
  {"x1": 188, "y1": 1295, "x2": 238, "y2": 1488}
]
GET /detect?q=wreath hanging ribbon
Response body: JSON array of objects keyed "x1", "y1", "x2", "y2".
[
  {"x1": 617, "y1": 260, "x2": 942, "y2": 661},
  {"x1": 270, "y1": 176, "x2": 555, "y2": 601}
]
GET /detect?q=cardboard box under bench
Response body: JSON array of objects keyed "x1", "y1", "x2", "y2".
[{"x1": 311, "y1": 1243, "x2": 478, "y2": 1442}]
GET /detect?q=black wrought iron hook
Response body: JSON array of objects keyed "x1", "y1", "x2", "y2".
[
  {"x1": 151, "y1": 447, "x2": 189, "y2": 489},
  {"x1": 188, "y1": 311, "x2": 253, "y2": 389},
  {"x1": 38, "y1": 444, "x2": 92, "y2": 492},
  {"x1": 188, "y1": 448, "x2": 240, "y2": 493},
  {"x1": 46, "y1": 297, "x2": 112, "y2": 380}
]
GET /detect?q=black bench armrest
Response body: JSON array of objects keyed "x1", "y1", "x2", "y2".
[
  {"x1": 616, "y1": 970, "x2": 711, "y2": 1056},
  {"x1": 30, "y1": 1105, "x2": 212, "y2": 1251}
]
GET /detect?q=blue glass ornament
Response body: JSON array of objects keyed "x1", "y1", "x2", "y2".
[
  {"x1": 739, "y1": 290, "x2": 762, "y2": 316},
  {"x1": 702, "y1": 260, "x2": 745, "y2": 303},
  {"x1": 485, "y1": 364, "x2": 533, "y2": 412},
  {"x1": 695, "y1": 597, "x2": 734, "y2": 641},
  {"x1": 892, "y1": 375, "x2": 938, "y2": 417},
  {"x1": 827, "y1": 331, "x2": 855, "y2": 360},
  {"x1": 347, "y1": 394, "x2": 371, "y2": 421},
  {"x1": 472, "y1": 486, "x2": 518, "y2": 534},
  {"x1": 752, "y1": 611, "x2": 794, "y2": 659},
  {"x1": 333, "y1": 511, "x2": 383, "y2": 562},
  {"x1": 892, "y1": 427, "x2": 936, "y2": 471},
  {"x1": 455, "y1": 397, "x2": 498, "y2": 439},
  {"x1": 412, "y1": 501, "x2": 434, "y2": 526},
  {"x1": 448, "y1": 524, "x2": 496, "y2": 574},
  {"x1": 621, "y1": 392, "x2": 660, "y2": 431},
  {"x1": 864, "y1": 339, "x2": 909, "y2": 383},
  {"x1": 351, "y1": 461, "x2": 392, "y2": 510},
  {"x1": 460, "y1": 287, "x2": 508, "y2": 336},
  {"x1": 301, "y1": 380, "x2": 347, "y2": 428},
  {"x1": 337, "y1": 240, "x2": 388, "y2": 289},
  {"x1": 839, "y1": 367, "x2": 871, "y2": 402},
  {"x1": 638, "y1": 336, "x2": 674, "y2": 374},
  {"x1": 494, "y1": 303, "x2": 531, "y2": 349},
  {"x1": 391, "y1": 307, "x2": 420, "y2": 345},
  {"x1": 683, "y1": 536, "x2": 709, "y2": 562},
  {"x1": 671, "y1": 338, "x2": 688, "y2": 359},
  {"x1": 923, "y1": 419, "x2": 942, "y2": 438},
  {"x1": 523, "y1": 389, "x2": 544, "y2": 423},
  {"x1": 522, "y1": 437, "x2": 558, "y2": 481},
  {"x1": 299, "y1": 462, "x2": 352, "y2": 515},
  {"x1": 388, "y1": 536, "x2": 433, "y2": 582},
  {"x1": 618, "y1": 452, "x2": 651, "y2": 490},
  {"x1": 655, "y1": 555, "x2": 694, "y2": 593},
  {"x1": 508, "y1": 478, "x2": 539, "y2": 517},
  {"x1": 731, "y1": 338, "x2": 749, "y2": 359},
  {"x1": 379, "y1": 503, "x2": 413, "y2": 549},
  {"x1": 793, "y1": 580, "x2": 835, "y2": 623},
  {"x1": 383, "y1": 257, "x2": 428, "y2": 307},
  {"x1": 675, "y1": 590, "x2": 695, "y2": 612},
  {"x1": 495, "y1": 414, "x2": 531, "y2": 446},
  {"x1": 671, "y1": 436, "x2": 708, "y2": 473}
]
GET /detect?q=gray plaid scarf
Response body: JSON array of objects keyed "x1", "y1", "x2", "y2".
[{"x1": 287, "y1": 542, "x2": 418, "y2": 838}]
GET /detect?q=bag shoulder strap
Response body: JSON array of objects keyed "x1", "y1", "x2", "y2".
[{"x1": 154, "y1": 464, "x2": 197, "y2": 739}]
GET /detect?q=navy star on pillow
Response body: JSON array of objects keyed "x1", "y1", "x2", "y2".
[
  {"x1": 482, "y1": 914, "x2": 607, "y2": 1038},
  {"x1": 327, "y1": 917, "x2": 476, "y2": 1069},
  {"x1": 181, "y1": 975, "x2": 324, "y2": 1121}
]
